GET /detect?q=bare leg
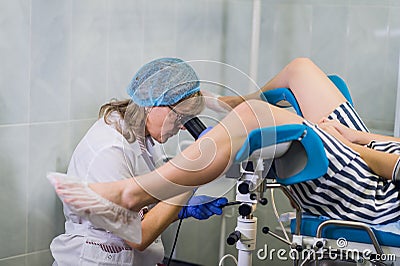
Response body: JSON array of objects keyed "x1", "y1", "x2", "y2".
[
  {"x1": 219, "y1": 58, "x2": 347, "y2": 123},
  {"x1": 49, "y1": 100, "x2": 304, "y2": 242},
  {"x1": 259, "y1": 58, "x2": 347, "y2": 123},
  {"x1": 89, "y1": 100, "x2": 304, "y2": 211}
]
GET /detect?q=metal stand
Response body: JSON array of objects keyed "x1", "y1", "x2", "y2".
[
  {"x1": 223, "y1": 150, "x2": 392, "y2": 266},
  {"x1": 225, "y1": 157, "x2": 304, "y2": 266},
  {"x1": 226, "y1": 158, "x2": 267, "y2": 266}
]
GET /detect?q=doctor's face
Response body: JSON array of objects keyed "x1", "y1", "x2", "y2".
[{"x1": 145, "y1": 106, "x2": 185, "y2": 143}]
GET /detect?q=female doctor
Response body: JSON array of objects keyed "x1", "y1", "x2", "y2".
[{"x1": 49, "y1": 58, "x2": 227, "y2": 265}]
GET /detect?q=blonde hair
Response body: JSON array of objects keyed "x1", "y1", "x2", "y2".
[{"x1": 99, "y1": 91, "x2": 205, "y2": 143}]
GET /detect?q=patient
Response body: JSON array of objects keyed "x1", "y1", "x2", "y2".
[{"x1": 49, "y1": 58, "x2": 400, "y2": 242}]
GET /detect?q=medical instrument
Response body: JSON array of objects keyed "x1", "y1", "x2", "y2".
[
  {"x1": 168, "y1": 103, "x2": 207, "y2": 140},
  {"x1": 183, "y1": 116, "x2": 207, "y2": 140}
]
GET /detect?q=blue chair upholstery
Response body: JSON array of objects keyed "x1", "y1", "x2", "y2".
[
  {"x1": 328, "y1": 75, "x2": 354, "y2": 106},
  {"x1": 261, "y1": 75, "x2": 353, "y2": 116},
  {"x1": 234, "y1": 124, "x2": 328, "y2": 185},
  {"x1": 290, "y1": 215, "x2": 400, "y2": 248}
]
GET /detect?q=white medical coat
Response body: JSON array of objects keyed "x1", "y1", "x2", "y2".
[{"x1": 50, "y1": 115, "x2": 164, "y2": 266}]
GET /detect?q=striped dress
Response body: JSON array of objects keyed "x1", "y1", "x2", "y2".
[{"x1": 291, "y1": 102, "x2": 400, "y2": 225}]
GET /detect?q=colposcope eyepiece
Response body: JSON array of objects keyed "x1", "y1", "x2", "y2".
[{"x1": 183, "y1": 116, "x2": 207, "y2": 140}]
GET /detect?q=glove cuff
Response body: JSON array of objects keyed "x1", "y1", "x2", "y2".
[{"x1": 178, "y1": 206, "x2": 187, "y2": 219}]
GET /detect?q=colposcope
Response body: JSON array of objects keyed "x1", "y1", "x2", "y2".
[{"x1": 182, "y1": 116, "x2": 207, "y2": 140}]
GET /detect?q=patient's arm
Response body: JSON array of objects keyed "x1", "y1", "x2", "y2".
[
  {"x1": 349, "y1": 145, "x2": 399, "y2": 181},
  {"x1": 356, "y1": 132, "x2": 400, "y2": 145},
  {"x1": 319, "y1": 117, "x2": 400, "y2": 145},
  {"x1": 319, "y1": 120, "x2": 400, "y2": 181}
]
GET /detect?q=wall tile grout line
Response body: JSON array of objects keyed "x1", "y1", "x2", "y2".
[
  {"x1": 25, "y1": 0, "x2": 33, "y2": 257},
  {"x1": 0, "y1": 118, "x2": 96, "y2": 129},
  {"x1": 0, "y1": 249, "x2": 50, "y2": 262},
  {"x1": 106, "y1": 0, "x2": 110, "y2": 100}
]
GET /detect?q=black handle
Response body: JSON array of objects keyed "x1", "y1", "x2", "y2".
[{"x1": 227, "y1": 231, "x2": 241, "y2": 245}]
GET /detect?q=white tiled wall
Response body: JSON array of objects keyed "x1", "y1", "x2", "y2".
[
  {"x1": 0, "y1": 1, "x2": 30, "y2": 125},
  {"x1": 256, "y1": 0, "x2": 400, "y2": 135},
  {"x1": 0, "y1": 0, "x2": 399, "y2": 265}
]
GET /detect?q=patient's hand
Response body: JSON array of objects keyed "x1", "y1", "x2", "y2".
[
  {"x1": 318, "y1": 119, "x2": 354, "y2": 147},
  {"x1": 318, "y1": 117, "x2": 363, "y2": 144}
]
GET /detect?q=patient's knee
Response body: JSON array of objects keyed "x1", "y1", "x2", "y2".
[
  {"x1": 288, "y1": 57, "x2": 315, "y2": 72},
  {"x1": 234, "y1": 100, "x2": 273, "y2": 124},
  {"x1": 235, "y1": 99, "x2": 268, "y2": 113},
  {"x1": 235, "y1": 99, "x2": 302, "y2": 127}
]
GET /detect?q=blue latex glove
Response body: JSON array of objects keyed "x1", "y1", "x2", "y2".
[
  {"x1": 178, "y1": 195, "x2": 228, "y2": 220},
  {"x1": 198, "y1": 126, "x2": 213, "y2": 138}
]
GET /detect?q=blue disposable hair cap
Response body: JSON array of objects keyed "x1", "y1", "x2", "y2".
[{"x1": 126, "y1": 58, "x2": 200, "y2": 106}]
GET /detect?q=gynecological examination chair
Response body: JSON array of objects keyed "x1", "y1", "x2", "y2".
[{"x1": 219, "y1": 75, "x2": 400, "y2": 266}]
